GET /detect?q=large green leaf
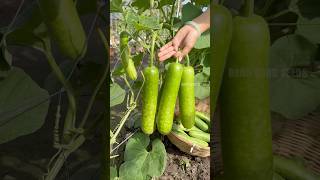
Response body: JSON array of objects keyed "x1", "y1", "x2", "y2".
[
  {"x1": 194, "y1": 30, "x2": 210, "y2": 49},
  {"x1": 296, "y1": 17, "x2": 320, "y2": 44},
  {"x1": 110, "y1": 82, "x2": 125, "y2": 107},
  {"x1": 110, "y1": 166, "x2": 118, "y2": 180},
  {"x1": 158, "y1": 0, "x2": 175, "y2": 8},
  {"x1": 5, "y1": 1, "x2": 50, "y2": 51},
  {"x1": 270, "y1": 34, "x2": 320, "y2": 119},
  {"x1": 181, "y1": 3, "x2": 202, "y2": 23},
  {"x1": 131, "y1": 0, "x2": 151, "y2": 11},
  {"x1": 0, "y1": 67, "x2": 49, "y2": 144},
  {"x1": 119, "y1": 133, "x2": 167, "y2": 180},
  {"x1": 293, "y1": 0, "x2": 320, "y2": 19},
  {"x1": 194, "y1": 72, "x2": 210, "y2": 100},
  {"x1": 111, "y1": 0, "x2": 123, "y2": 13},
  {"x1": 125, "y1": 12, "x2": 161, "y2": 31}
]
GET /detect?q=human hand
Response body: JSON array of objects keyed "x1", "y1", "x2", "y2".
[{"x1": 158, "y1": 24, "x2": 200, "y2": 62}]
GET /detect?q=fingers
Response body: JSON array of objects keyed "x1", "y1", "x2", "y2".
[
  {"x1": 158, "y1": 46, "x2": 175, "y2": 57},
  {"x1": 158, "y1": 50, "x2": 176, "y2": 61},
  {"x1": 160, "y1": 41, "x2": 172, "y2": 51}
]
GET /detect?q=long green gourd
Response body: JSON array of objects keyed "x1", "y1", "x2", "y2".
[
  {"x1": 141, "y1": 33, "x2": 159, "y2": 134},
  {"x1": 157, "y1": 62, "x2": 183, "y2": 135},
  {"x1": 38, "y1": 0, "x2": 87, "y2": 60},
  {"x1": 210, "y1": 3, "x2": 233, "y2": 115},
  {"x1": 220, "y1": 0, "x2": 273, "y2": 179},
  {"x1": 179, "y1": 65, "x2": 195, "y2": 129}
]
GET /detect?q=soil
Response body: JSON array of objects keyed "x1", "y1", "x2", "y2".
[{"x1": 160, "y1": 138, "x2": 210, "y2": 180}]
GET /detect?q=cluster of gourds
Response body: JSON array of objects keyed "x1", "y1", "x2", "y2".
[
  {"x1": 119, "y1": 31, "x2": 197, "y2": 136},
  {"x1": 172, "y1": 111, "x2": 210, "y2": 148}
]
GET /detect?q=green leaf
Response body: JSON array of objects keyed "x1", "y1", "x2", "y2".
[
  {"x1": 0, "y1": 67, "x2": 49, "y2": 144},
  {"x1": 136, "y1": 15, "x2": 161, "y2": 31},
  {"x1": 295, "y1": 0, "x2": 320, "y2": 19},
  {"x1": 110, "y1": 166, "x2": 118, "y2": 180},
  {"x1": 194, "y1": 72, "x2": 210, "y2": 100},
  {"x1": 141, "y1": 139, "x2": 167, "y2": 177},
  {"x1": 192, "y1": 0, "x2": 210, "y2": 6},
  {"x1": 181, "y1": 3, "x2": 202, "y2": 23},
  {"x1": 194, "y1": 30, "x2": 210, "y2": 49},
  {"x1": 270, "y1": 34, "x2": 320, "y2": 119},
  {"x1": 132, "y1": 0, "x2": 151, "y2": 11},
  {"x1": 132, "y1": 53, "x2": 144, "y2": 66},
  {"x1": 296, "y1": 17, "x2": 320, "y2": 44},
  {"x1": 5, "y1": 2, "x2": 50, "y2": 52},
  {"x1": 159, "y1": 0, "x2": 175, "y2": 8},
  {"x1": 119, "y1": 133, "x2": 167, "y2": 180},
  {"x1": 110, "y1": 82, "x2": 126, "y2": 107},
  {"x1": 111, "y1": 0, "x2": 123, "y2": 13},
  {"x1": 125, "y1": 12, "x2": 161, "y2": 31}
]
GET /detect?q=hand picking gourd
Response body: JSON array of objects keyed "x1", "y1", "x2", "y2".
[
  {"x1": 210, "y1": 2, "x2": 233, "y2": 115},
  {"x1": 157, "y1": 62, "x2": 183, "y2": 135},
  {"x1": 38, "y1": 0, "x2": 87, "y2": 60},
  {"x1": 220, "y1": 0, "x2": 273, "y2": 179},
  {"x1": 119, "y1": 31, "x2": 137, "y2": 80}
]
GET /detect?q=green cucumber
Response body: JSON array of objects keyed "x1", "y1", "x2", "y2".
[
  {"x1": 187, "y1": 136, "x2": 209, "y2": 148},
  {"x1": 189, "y1": 130, "x2": 210, "y2": 143},
  {"x1": 157, "y1": 63, "x2": 183, "y2": 135},
  {"x1": 195, "y1": 116, "x2": 209, "y2": 132},
  {"x1": 274, "y1": 155, "x2": 320, "y2": 180},
  {"x1": 172, "y1": 130, "x2": 208, "y2": 148},
  {"x1": 195, "y1": 111, "x2": 210, "y2": 124},
  {"x1": 39, "y1": 0, "x2": 87, "y2": 60},
  {"x1": 179, "y1": 66, "x2": 195, "y2": 129},
  {"x1": 120, "y1": 31, "x2": 137, "y2": 80},
  {"x1": 220, "y1": 1, "x2": 273, "y2": 179},
  {"x1": 210, "y1": 3, "x2": 233, "y2": 114},
  {"x1": 141, "y1": 66, "x2": 159, "y2": 134}
]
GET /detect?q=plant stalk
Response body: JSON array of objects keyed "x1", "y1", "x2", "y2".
[
  {"x1": 243, "y1": 0, "x2": 255, "y2": 17},
  {"x1": 150, "y1": 32, "x2": 157, "y2": 66}
]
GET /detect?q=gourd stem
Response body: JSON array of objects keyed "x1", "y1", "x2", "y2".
[
  {"x1": 186, "y1": 54, "x2": 190, "y2": 66},
  {"x1": 243, "y1": 0, "x2": 254, "y2": 17},
  {"x1": 150, "y1": 31, "x2": 156, "y2": 67}
]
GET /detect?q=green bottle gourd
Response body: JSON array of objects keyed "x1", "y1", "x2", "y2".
[
  {"x1": 120, "y1": 31, "x2": 137, "y2": 80},
  {"x1": 179, "y1": 65, "x2": 195, "y2": 129},
  {"x1": 210, "y1": 3, "x2": 233, "y2": 115},
  {"x1": 220, "y1": 0, "x2": 273, "y2": 179},
  {"x1": 157, "y1": 62, "x2": 183, "y2": 135},
  {"x1": 38, "y1": 0, "x2": 87, "y2": 60}
]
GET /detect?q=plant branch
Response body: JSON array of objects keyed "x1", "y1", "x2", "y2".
[
  {"x1": 78, "y1": 29, "x2": 109, "y2": 129},
  {"x1": 45, "y1": 50, "x2": 76, "y2": 142},
  {"x1": 265, "y1": 9, "x2": 291, "y2": 21}
]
